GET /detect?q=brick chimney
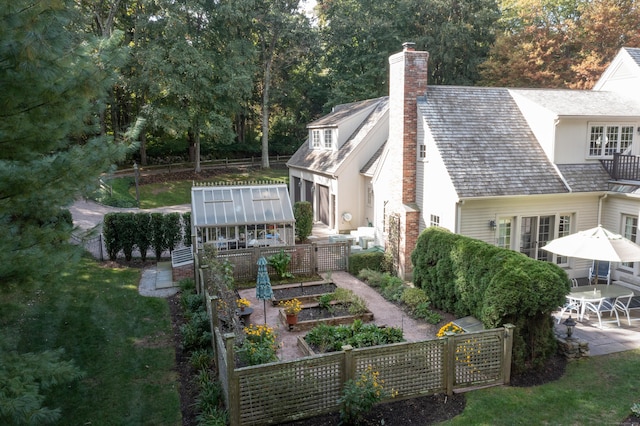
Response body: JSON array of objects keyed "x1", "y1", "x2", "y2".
[{"x1": 387, "y1": 42, "x2": 429, "y2": 279}]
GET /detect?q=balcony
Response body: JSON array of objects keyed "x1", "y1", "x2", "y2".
[{"x1": 601, "y1": 153, "x2": 640, "y2": 182}]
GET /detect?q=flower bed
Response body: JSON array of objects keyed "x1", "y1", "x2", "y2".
[
  {"x1": 278, "y1": 302, "x2": 374, "y2": 332},
  {"x1": 271, "y1": 281, "x2": 337, "y2": 305}
]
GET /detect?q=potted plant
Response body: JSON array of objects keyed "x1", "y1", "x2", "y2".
[
  {"x1": 236, "y1": 298, "x2": 251, "y2": 312},
  {"x1": 279, "y1": 298, "x2": 302, "y2": 325}
]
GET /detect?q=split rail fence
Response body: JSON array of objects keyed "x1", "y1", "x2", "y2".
[{"x1": 204, "y1": 290, "x2": 515, "y2": 426}]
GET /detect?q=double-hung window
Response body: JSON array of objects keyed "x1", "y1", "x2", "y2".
[
  {"x1": 324, "y1": 129, "x2": 333, "y2": 149},
  {"x1": 311, "y1": 130, "x2": 321, "y2": 148},
  {"x1": 622, "y1": 215, "x2": 638, "y2": 269},
  {"x1": 588, "y1": 123, "x2": 634, "y2": 158}
]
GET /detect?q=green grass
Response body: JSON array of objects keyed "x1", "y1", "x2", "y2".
[
  {"x1": 99, "y1": 167, "x2": 289, "y2": 208},
  {"x1": 442, "y1": 350, "x2": 640, "y2": 425},
  {"x1": 0, "y1": 256, "x2": 181, "y2": 425}
]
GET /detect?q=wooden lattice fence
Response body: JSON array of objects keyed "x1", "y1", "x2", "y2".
[
  {"x1": 206, "y1": 291, "x2": 515, "y2": 426},
  {"x1": 207, "y1": 242, "x2": 350, "y2": 283}
]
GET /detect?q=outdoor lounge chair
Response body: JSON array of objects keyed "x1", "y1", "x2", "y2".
[
  {"x1": 588, "y1": 261, "x2": 611, "y2": 285},
  {"x1": 584, "y1": 297, "x2": 619, "y2": 328}
]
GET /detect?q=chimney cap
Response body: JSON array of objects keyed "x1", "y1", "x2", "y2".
[{"x1": 403, "y1": 42, "x2": 416, "y2": 51}]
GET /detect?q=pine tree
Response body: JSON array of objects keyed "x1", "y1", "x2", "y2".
[{"x1": 0, "y1": 0, "x2": 129, "y2": 285}]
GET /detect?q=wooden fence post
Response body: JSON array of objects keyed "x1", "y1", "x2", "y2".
[
  {"x1": 225, "y1": 333, "x2": 240, "y2": 426},
  {"x1": 341, "y1": 345, "x2": 355, "y2": 389},
  {"x1": 444, "y1": 334, "x2": 456, "y2": 396},
  {"x1": 502, "y1": 324, "x2": 515, "y2": 385}
]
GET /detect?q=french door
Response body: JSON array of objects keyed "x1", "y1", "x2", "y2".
[{"x1": 520, "y1": 216, "x2": 554, "y2": 261}]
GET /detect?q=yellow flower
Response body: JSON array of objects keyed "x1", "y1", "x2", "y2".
[
  {"x1": 436, "y1": 321, "x2": 464, "y2": 337},
  {"x1": 236, "y1": 298, "x2": 251, "y2": 308},
  {"x1": 279, "y1": 298, "x2": 302, "y2": 315}
]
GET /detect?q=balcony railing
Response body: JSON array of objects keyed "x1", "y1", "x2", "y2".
[{"x1": 601, "y1": 153, "x2": 640, "y2": 181}]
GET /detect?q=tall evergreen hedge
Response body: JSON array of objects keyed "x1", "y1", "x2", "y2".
[{"x1": 411, "y1": 227, "x2": 569, "y2": 373}]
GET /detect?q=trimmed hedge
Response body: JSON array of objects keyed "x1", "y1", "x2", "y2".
[
  {"x1": 103, "y1": 212, "x2": 191, "y2": 261},
  {"x1": 411, "y1": 227, "x2": 569, "y2": 373},
  {"x1": 348, "y1": 251, "x2": 386, "y2": 275}
]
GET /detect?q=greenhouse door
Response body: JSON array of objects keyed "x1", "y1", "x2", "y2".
[{"x1": 318, "y1": 184, "x2": 330, "y2": 225}]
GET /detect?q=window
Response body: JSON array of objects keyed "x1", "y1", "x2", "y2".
[
  {"x1": 497, "y1": 218, "x2": 512, "y2": 249},
  {"x1": 418, "y1": 143, "x2": 426, "y2": 159},
  {"x1": 622, "y1": 215, "x2": 638, "y2": 268},
  {"x1": 311, "y1": 130, "x2": 321, "y2": 148},
  {"x1": 324, "y1": 129, "x2": 333, "y2": 149},
  {"x1": 429, "y1": 214, "x2": 440, "y2": 227},
  {"x1": 588, "y1": 123, "x2": 634, "y2": 158},
  {"x1": 555, "y1": 215, "x2": 571, "y2": 265}
]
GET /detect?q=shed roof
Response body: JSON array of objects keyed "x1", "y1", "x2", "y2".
[{"x1": 191, "y1": 184, "x2": 295, "y2": 228}]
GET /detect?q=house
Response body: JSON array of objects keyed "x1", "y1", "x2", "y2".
[{"x1": 288, "y1": 44, "x2": 640, "y2": 282}]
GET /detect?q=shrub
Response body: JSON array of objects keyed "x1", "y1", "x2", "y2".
[
  {"x1": 134, "y1": 213, "x2": 152, "y2": 261},
  {"x1": 164, "y1": 212, "x2": 182, "y2": 253},
  {"x1": 150, "y1": 213, "x2": 167, "y2": 260},
  {"x1": 401, "y1": 287, "x2": 429, "y2": 309},
  {"x1": 235, "y1": 324, "x2": 278, "y2": 366},
  {"x1": 339, "y1": 366, "x2": 397, "y2": 425},
  {"x1": 182, "y1": 212, "x2": 191, "y2": 247},
  {"x1": 180, "y1": 311, "x2": 211, "y2": 351},
  {"x1": 411, "y1": 227, "x2": 569, "y2": 373},
  {"x1": 103, "y1": 213, "x2": 120, "y2": 260},
  {"x1": 414, "y1": 302, "x2": 443, "y2": 324},
  {"x1": 189, "y1": 349, "x2": 213, "y2": 370},
  {"x1": 293, "y1": 201, "x2": 313, "y2": 242},
  {"x1": 349, "y1": 251, "x2": 386, "y2": 275}
]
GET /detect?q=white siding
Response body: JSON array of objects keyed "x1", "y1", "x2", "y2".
[
  {"x1": 458, "y1": 194, "x2": 600, "y2": 278},
  {"x1": 601, "y1": 194, "x2": 640, "y2": 285}
]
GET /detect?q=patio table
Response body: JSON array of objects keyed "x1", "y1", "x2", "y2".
[{"x1": 569, "y1": 284, "x2": 634, "y2": 321}]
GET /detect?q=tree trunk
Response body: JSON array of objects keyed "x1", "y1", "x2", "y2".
[
  {"x1": 140, "y1": 130, "x2": 147, "y2": 165},
  {"x1": 261, "y1": 54, "x2": 273, "y2": 169}
]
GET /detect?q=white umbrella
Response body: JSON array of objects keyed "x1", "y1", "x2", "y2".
[{"x1": 542, "y1": 225, "x2": 640, "y2": 262}]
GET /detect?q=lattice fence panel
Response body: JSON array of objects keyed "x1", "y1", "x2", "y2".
[
  {"x1": 315, "y1": 242, "x2": 349, "y2": 272},
  {"x1": 453, "y1": 331, "x2": 504, "y2": 389},
  {"x1": 214, "y1": 329, "x2": 230, "y2": 408},
  {"x1": 237, "y1": 354, "x2": 344, "y2": 425},
  {"x1": 352, "y1": 340, "x2": 447, "y2": 398}
]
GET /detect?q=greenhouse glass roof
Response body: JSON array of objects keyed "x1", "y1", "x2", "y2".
[{"x1": 191, "y1": 184, "x2": 295, "y2": 227}]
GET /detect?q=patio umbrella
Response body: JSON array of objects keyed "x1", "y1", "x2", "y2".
[
  {"x1": 255, "y1": 256, "x2": 273, "y2": 324},
  {"x1": 542, "y1": 225, "x2": 640, "y2": 281}
]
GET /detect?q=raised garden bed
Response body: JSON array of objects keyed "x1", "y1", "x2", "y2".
[
  {"x1": 278, "y1": 302, "x2": 374, "y2": 332},
  {"x1": 270, "y1": 281, "x2": 337, "y2": 305}
]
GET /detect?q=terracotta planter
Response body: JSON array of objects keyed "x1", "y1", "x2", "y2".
[{"x1": 286, "y1": 314, "x2": 298, "y2": 325}]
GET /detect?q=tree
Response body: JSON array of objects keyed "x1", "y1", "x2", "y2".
[
  {"x1": 140, "y1": 0, "x2": 255, "y2": 172},
  {"x1": 479, "y1": 0, "x2": 640, "y2": 89},
  {"x1": 0, "y1": 0, "x2": 129, "y2": 285},
  {"x1": 252, "y1": 0, "x2": 315, "y2": 168},
  {"x1": 318, "y1": 0, "x2": 499, "y2": 106}
]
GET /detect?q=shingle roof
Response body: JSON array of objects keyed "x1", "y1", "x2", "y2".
[
  {"x1": 420, "y1": 86, "x2": 569, "y2": 198},
  {"x1": 510, "y1": 88, "x2": 640, "y2": 116},
  {"x1": 624, "y1": 47, "x2": 640, "y2": 65},
  {"x1": 307, "y1": 97, "x2": 385, "y2": 128},
  {"x1": 360, "y1": 141, "x2": 386, "y2": 176},
  {"x1": 556, "y1": 164, "x2": 610, "y2": 192},
  {"x1": 287, "y1": 97, "x2": 388, "y2": 174}
]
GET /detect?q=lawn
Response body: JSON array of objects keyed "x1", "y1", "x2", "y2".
[
  {"x1": 98, "y1": 167, "x2": 290, "y2": 208},
  {"x1": 444, "y1": 349, "x2": 640, "y2": 425},
  {"x1": 0, "y1": 256, "x2": 181, "y2": 425}
]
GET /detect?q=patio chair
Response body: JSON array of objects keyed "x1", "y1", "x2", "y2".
[
  {"x1": 588, "y1": 260, "x2": 611, "y2": 285},
  {"x1": 613, "y1": 293, "x2": 635, "y2": 326},
  {"x1": 583, "y1": 297, "x2": 619, "y2": 328},
  {"x1": 557, "y1": 295, "x2": 583, "y2": 324},
  {"x1": 571, "y1": 278, "x2": 579, "y2": 288}
]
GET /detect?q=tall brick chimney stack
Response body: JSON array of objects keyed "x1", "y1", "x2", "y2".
[{"x1": 388, "y1": 43, "x2": 429, "y2": 279}]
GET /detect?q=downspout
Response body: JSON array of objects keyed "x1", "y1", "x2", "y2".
[
  {"x1": 456, "y1": 199, "x2": 464, "y2": 233},
  {"x1": 597, "y1": 193, "x2": 608, "y2": 225}
]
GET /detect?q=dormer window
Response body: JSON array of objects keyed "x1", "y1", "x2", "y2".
[
  {"x1": 588, "y1": 123, "x2": 634, "y2": 158},
  {"x1": 324, "y1": 129, "x2": 333, "y2": 149},
  {"x1": 310, "y1": 128, "x2": 336, "y2": 150},
  {"x1": 312, "y1": 130, "x2": 321, "y2": 148}
]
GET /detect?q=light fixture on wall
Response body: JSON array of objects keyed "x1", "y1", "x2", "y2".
[
  {"x1": 342, "y1": 212, "x2": 353, "y2": 222},
  {"x1": 488, "y1": 220, "x2": 497, "y2": 231},
  {"x1": 298, "y1": 180, "x2": 302, "y2": 187}
]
